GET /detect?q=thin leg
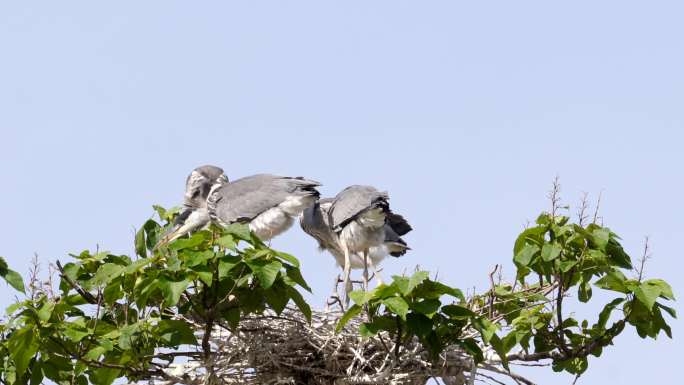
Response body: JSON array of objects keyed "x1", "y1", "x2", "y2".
[
  {"x1": 362, "y1": 249, "x2": 370, "y2": 292},
  {"x1": 325, "y1": 274, "x2": 341, "y2": 312},
  {"x1": 342, "y1": 245, "x2": 352, "y2": 308},
  {"x1": 368, "y1": 257, "x2": 384, "y2": 286}
]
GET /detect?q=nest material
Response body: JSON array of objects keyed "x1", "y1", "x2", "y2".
[{"x1": 165, "y1": 308, "x2": 520, "y2": 385}]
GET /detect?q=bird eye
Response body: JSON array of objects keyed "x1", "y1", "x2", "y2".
[{"x1": 191, "y1": 189, "x2": 200, "y2": 199}]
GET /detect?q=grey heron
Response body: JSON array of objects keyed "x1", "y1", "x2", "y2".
[
  {"x1": 301, "y1": 186, "x2": 411, "y2": 306},
  {"x1": 158, "y1": 165, "x2": 321, "y2": 245}
]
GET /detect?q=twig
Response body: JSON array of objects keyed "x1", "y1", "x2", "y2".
[{"x1": 55, "y1": 260, "x2": 98, "y2": 304}]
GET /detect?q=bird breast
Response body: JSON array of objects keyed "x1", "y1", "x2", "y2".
[
  {"x1": 249, "y1": 207, "x2": 294, "y2": 241},
  {"x1": 339, "y1": 219, "x2": 386, "y2": 254}
]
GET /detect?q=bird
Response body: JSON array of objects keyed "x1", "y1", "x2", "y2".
[
  {"x1": 300, "y1": 186, "x2": 411, "y2": 306},
  {"x1": 157, "y1": 165, "x2": 321, "y2": 245}
]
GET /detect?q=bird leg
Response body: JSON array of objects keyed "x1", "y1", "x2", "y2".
[
  {"x1": 362, "y1": 249, "x2": 370, "y2": 292},
  {"x1": 342, "y1": 245, "x2": 353, "y2": 308},
  {"x1": 325, "y1": 273, "x2": 342, "y2": 312},
  {"x1": 367, "y1": 257, "x2": 384, "y2": 286}
]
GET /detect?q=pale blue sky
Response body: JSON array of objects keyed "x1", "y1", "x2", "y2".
[{"x1": 1, "y1": 1, "x2": 682, "y2": 383}]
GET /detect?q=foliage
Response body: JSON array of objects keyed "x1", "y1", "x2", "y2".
[
  {"x1": 0, "y1": 202, "x2": 676, "y2": 385},
  {"x1": 0, "y1": 210, "x2": 310, "y2": 385}
]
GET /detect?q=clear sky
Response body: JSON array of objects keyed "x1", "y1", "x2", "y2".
[{"x1": 1, "y1": 1, "x2": 682, "y2": 384}]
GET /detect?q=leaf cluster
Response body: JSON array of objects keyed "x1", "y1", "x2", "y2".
[{"x1": 0, "y1": 208, "x2": 311, "y2": 385}]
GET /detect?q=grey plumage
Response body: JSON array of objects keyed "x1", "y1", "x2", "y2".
[
  {"x1": 208, "y1": 174, "x2": 320, "y2": 225},
  {"x1": 328, "y1": 185, "x2": 389, "y2": 232},
  {"x1": 300, "y1": 198, "x2": 411, "y2": 265},
  {"x1": 157, "y1": 167, "x2": 320, "y2": 245},
  {"x1": 301, "y1": 185, "x2": 411, "y2": 306}
]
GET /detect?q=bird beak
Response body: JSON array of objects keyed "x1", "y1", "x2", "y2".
[
  {"x1": 154, "y1": 207, "x2": 209, "y2": 249},
  {"x1": 155, "y1": 224, "x2": 188, "y2": 249},
  {"x1": 155, "y1": 209, "x2": 193, "y2": 248}
]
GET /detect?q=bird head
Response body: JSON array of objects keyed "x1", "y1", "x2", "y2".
[
  {"x1": 155, "y1": 165, "x2": 228, "y2": 248},
  {"x1": 183, "y1": 165, "x2": 228, "y2": 208}
]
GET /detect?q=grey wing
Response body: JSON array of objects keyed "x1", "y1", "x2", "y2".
[
  {"x1": 328, "y1": 185, "x2": 389, "y2": 231},
  {"x1": 209, "y1": 174, "x2": 320, "y2": 224},
  {"x1": 300, "y1": 199, "x2": 339, "y2": 251},
  {"x1": 383, "y1": 224, "x2": 410, "y2": 257}
]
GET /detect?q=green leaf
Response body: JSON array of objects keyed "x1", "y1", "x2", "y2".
[
  {"x1": 514, "y1": 244, "x2": 540, "y2": 267},
  {"x1": 411, "y1": 299, "x2": 441, "y2": 318},
  {"x1": 183, "y1": 250, "x2": 215, "y2": 267},
  {"x1": 37, "y1": 300, "x2": 55, "y2": 321},
  {"x1": 597, "y1": 298, "x2": 624, "y2": 329},
  {"x1": 406, "y1": 312, "x2": 433, "y2": 337},
  {"x1": 2, "y1": 269, "x2": 26, "y2": 294},
  {"x1": 591, "y1": 227, "x2": 610, "y2": 249},
  {"x1": 8, "y1": 326, "x2": 39, "y2": 377},
  {"x1": 594, "y1": 270, "x2": 629, "y2": 294},
  {"x1": 359, "y1": 316, "x2": 395, "y2": 338},
  {"x1": 62, "y1": 324, "x2": 91, "y2": 342},
  {"x1": 406, "y1": 271, "x2": 430, "y2": 295},
  {"x1": 287, "y1": 286, "x2": 312, "y2": 322},
  {"x1": 336, "y1": 304, "x2": 362, "y2": 332},
  {"x1": 276, "y1": 251, "x2": 300, "y2": 268},
  {"x1": 657, "y1": 303, "x2": 677, "y2": 319},
  {"x1": 264, "y1": 284, "x2": 289, "y2": 315},
  {"x1": 216, "y1": 234, "x2": 237, "y2": 250},
  {"x1": 192, "y1": 266, "x2": 214, "y2": 287},
  {"x1": 606, "y1": 238, "x2": 632, "y2": 269},
  {"x1": 541, "y1": 243, "x2": 562, "y2": 262},
  {"x1": 223, "y1": 223, "x2": 252, "y2": 240},
  {"x1": 247, "y1": 260, "x2": 282, "y2": 289},
  {"x1": 218, "y1": 255, "x2": 241, "y2": 278},
  {"x1": 473, "y1": 317, "x2": 497, "y2": 344},
  {"x1": 559, "y1": 260, "x2": 578, "y2": 273},
  {"x1": 634, "y1": 282, "x2": 660, "y2": 310},
  {"x1": 159, "y1": 276, "x2": 191, "y2": 307},
  {"x1": 442, "y1": 304, "x2": 476, "y2": 319},
  {"x1": 155, "y1": 320, "x2": 197, "y2": 346},
  {"x1": 123, "y1": 258, "x2": 152, "y2": 274},
  {"x1": 514, "y1": 226, "x2": 546, "y2": 255},
  {"x1": 168, "y1": 232, "x2": 206, "y2": 250},
  {"x1": 135, "y1": 225, "x2": 147, "y2": 258},
  {"x1": 459, "y1": 338, "x2": 484, "y2": 364},
  {"x1": 92, "y1": 263, "x2": 124, "y2": 286},
  {"x1": 391, "y1": 276, "x2": 410, "y2": 295},
  {"x1": 349, "y1": 290, "x2": 374, "y2": 305},
  {"x1": 29, "y1": 361, "x2": 44, "y2": 385},
  {"x1": 221, "y1": 307, "x2": 241, "y2": 330},
  {"x1": 91, "y1": 367, "x2": 121, "y2": 385},
  {"x1": 383, "y1": 297, "x2": 409, "y2": 319},
  {"x1": 489, "y1": 334, "x2": 512, "y2": 370},
  {"x1": 643, "y1": 279, "x2": 675, "y2": 300},
  {"x1": 285, "y1": 266, "x2": 311, "y2": 292},
  {"x1": 135, "y1": 219, "x2": 161, "y2": 257},
  {"x1": 578, "y1": 280, "x2": 592, "y2": 303}
]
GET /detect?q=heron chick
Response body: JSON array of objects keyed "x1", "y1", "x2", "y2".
[
  {"x1": 301, "y1": 186, "x2": 412, "y2": 307},
  {"x1": 157, "y1": 165, "x2": 320, "y2": 246}
]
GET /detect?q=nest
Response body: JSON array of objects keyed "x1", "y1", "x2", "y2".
[{"x1": 161, "y1": 308, "x2": 527, "y2": 385}]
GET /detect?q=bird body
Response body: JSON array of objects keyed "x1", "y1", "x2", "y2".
[
  {"x1": 208, "y1": 174, "x2": 320, "y2": 240},
  {"x1": 158, "y1": 167, "x2": 320, "y2": 245},
  {"x1": 300, "y1": 185, "x2": 411, "y2": 306},
  {"x1": 301, "y1": 199, "x2": 410, "y2": 270}
]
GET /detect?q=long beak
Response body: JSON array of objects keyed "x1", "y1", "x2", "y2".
[
  {"x1": 155, "y1": 223, "x2": 188, "y2": 249},
  {"x1": 155, "y1": 208, "x2": 207, "y2": 249}
]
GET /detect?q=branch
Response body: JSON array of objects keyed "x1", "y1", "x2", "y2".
[{"x1": 55, "y1": 260, "x2": 98, "y2": 304}]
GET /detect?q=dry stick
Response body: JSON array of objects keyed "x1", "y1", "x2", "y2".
[
  {"x1": 488, "y1": 264, "x2": 499, "y2": 318},
  {"x1": 636, "y1": 236, "x2": 651, "y2": 282},
  {"x1": 592, "y1": 190, "x2": 603, "y2": 225}
]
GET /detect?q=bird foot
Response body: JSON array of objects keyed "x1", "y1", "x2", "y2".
[{"x1": 326, "y1": 295, "x2": 345, "y2": 312}]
